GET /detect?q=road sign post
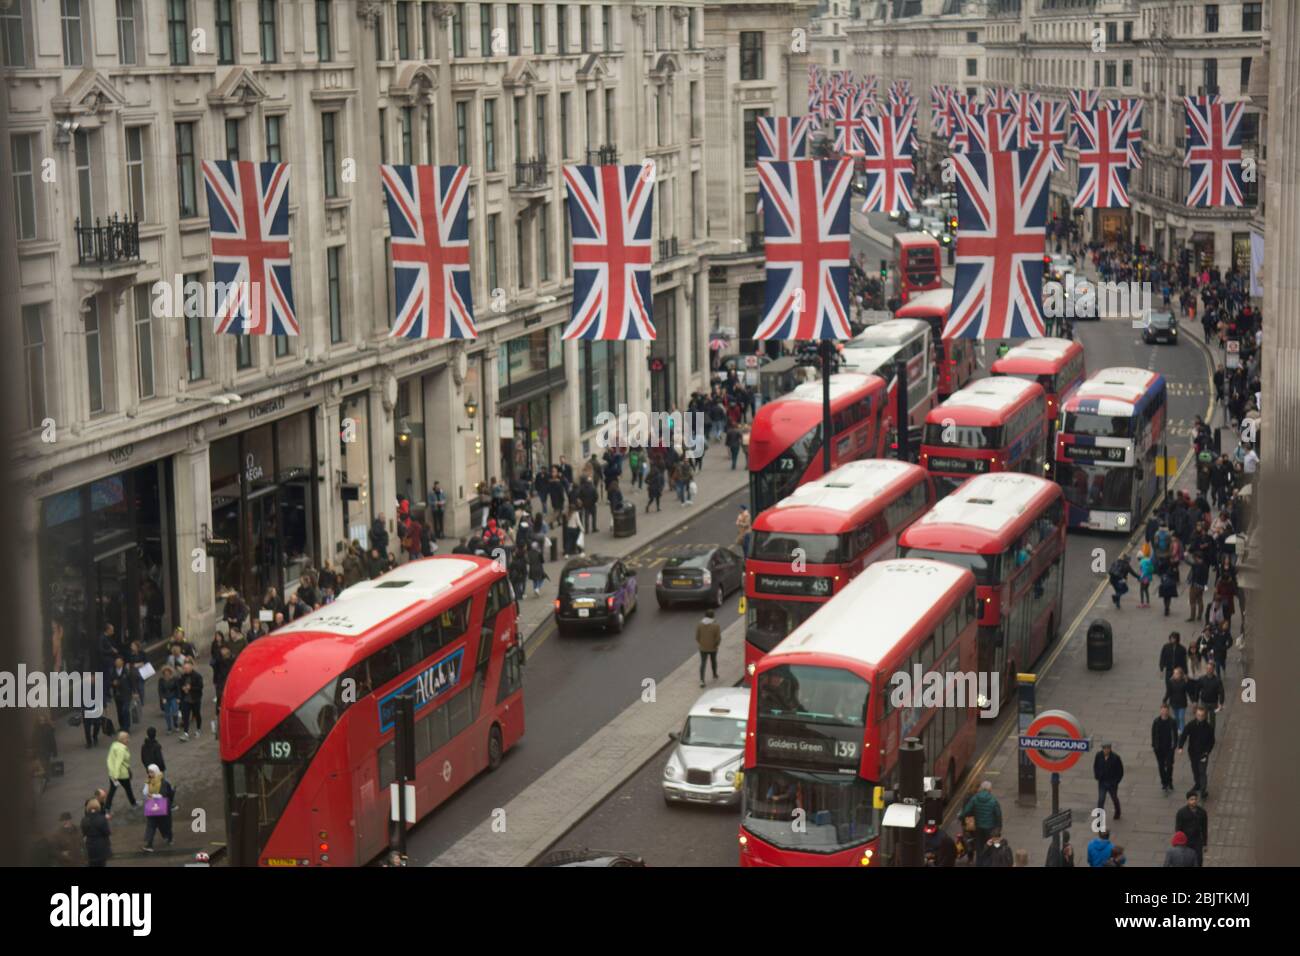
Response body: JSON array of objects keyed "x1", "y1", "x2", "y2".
[
  {"x1": 1016, "y1": 674, "x2": 1037, "y2": 807},
  {"x1": 1018, "y1": 708, "x2": 1090, "y2": 864}
]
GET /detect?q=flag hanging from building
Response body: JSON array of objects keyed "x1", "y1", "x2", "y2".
[
  {"x1": 830, "y1": 98, "x2": 864, "y2": 155},
  {"x1": 1073, "y1": 108, "x2": 1132, "y2": 209},
  {"x1": 945, "y1": 149, "x2": 1051, "y2": 340},
  {"x1": 201, "y1": 159, "x2": 297, "y2": 335},
  {"x1": 1183, "y1": 94, "x2": 1223, "y2": 166},
  {"x1": 1009, "y1": 92, "x2": 1042, "y2": 150},
  {"x1": 380, "y1": 164, "x2": 476, "y2": 339},
  {"x1": 757, "y1": 116, "x2": 814, "y2": 161},
  {"x1": 1067, "y1": 88, "x2": 1100, "y2": 145},
  {"x1": 1107, "y1": 98, "x2": 1144, "y2": 169},
  {"x1": 949, "y1": 101, "x2": 986, "y2": 153},
  {"x1": 1030, "y1": 100, "x2": 1069, "y2": 173},
  {"x1": 889, "y1": 78, "x2": 912, "y2": 101},
  {"x1": 755, "y1": 159, "x2": 854, "y2": 340},
  {"x1": 1185, "y1": 99, "x2": 1246, "y2": 208},
  {"x1": 860, "y1": 112, "x2": 915, "y2": 214},
  {"x1": 562, "y1": 162, "x2": 656, "y2": 339},
  {"x1": 892, "y1": 97, "x2": 918, "y2": 151}
]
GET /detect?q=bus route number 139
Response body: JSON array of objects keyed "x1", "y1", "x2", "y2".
[{"x1": 834, "y1": 740, "x2": 858, "y2": 759}]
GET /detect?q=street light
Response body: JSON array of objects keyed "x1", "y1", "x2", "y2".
[{"x1": 457, "y1": 399, "x2": 478, "y2": 433}]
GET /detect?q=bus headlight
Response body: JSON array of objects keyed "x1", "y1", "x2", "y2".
[
  {"x1": 746, "y1": 662, "x2": 757, "y2": 676},
  {"x1": 1116, "y1": 515, "x2": 1129, "y2": 528}
]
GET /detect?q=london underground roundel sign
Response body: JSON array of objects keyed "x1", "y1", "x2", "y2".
[{"x1": 1018, "y1": 709, "x2": 1090, "y2": 773}]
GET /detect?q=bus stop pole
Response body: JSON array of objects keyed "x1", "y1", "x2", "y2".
[
  {"x1": 894, "y1": 359, "x2": 910, "y2": 462},
  {"x1": 392, "y1": 694, "x2": 416, "y2": 859},
  {"x1": 897, "y1": 738, "x2": 925, "y2": 867}
]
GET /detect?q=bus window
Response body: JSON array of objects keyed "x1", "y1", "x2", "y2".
[
  {"x1": 378, "y1": 738, "x2": 396, "y2": 789},
  {"x1": 395, "y1": 631, "x2": 422, "y2": 672},
  {"x1": 368, "y1": 643, "x2": 403, "y2": 690},
  {"x1": 447, "y1": 687, "x2": 475, "y2": 739},
  {"x1": 497, "y1": 645, "x2": 525, "y2": 703}
]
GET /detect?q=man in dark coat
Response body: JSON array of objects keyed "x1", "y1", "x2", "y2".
[
  {"x1": 1158, "y1": 632, "x2": 1188, "y2": 681},
  {"x1": 81, "y1": 799, "x2": 111, "y2": 867},
  {"x1": 1093, "y1": 743, "x2": 1125, "y2": 820},
  {"x1": 1178, "y1": 705, "x2": 1215, "y2": 799},
  {"x1": 140, "y1": 726, "x2": 165, "y2": 774},
  {"x1": 370, "y1": 514, "x2": 390, "y2": 556},
  {"x1": 1175, "y1": 790, "x2": 1210, "y2": 866},
  {"x1": 578, "y1": 476, "x2": 599, "y2": 533},
  {"x1": 924, "y1": 823, "x2": 958, "y2": 867},
  {"x1": 1151, "y1": 704, "x2": 1178, "y2": 793}
]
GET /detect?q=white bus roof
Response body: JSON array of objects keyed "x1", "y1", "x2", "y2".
[
  {"x1": 1080, "y1": 367, "x2": 1160, "y2": 391},
  {"x1": 839, "y1": 345, "x2": 901, "y2": 376},
  {"x1": 937, "y1": 375, "x2": 1039, "y2": 414},
  {"x1": 273, "y1": 557, "x2": 483, "y2": 637},
  {"x1": 999, "y1": 338, "x2": 1077, "y2": 362},
  {"x1": 851, "y1": 318, "x2": 931, "y2": 347},
  {"x1": 912, "y1": 473, "x2": 1055, "y2": 534},
  {"x1": 774, "y1": 459, "x2": 923, "y2": 514},
  {"x1": 766, "y1": 559, "x2": 970, "y2": 668},
  {"x1": 897, "y1": 288, "x2": 953, "y2": 313},
  {"x1": 785, "y1": 372, "x2": 875, "y2": 405}
]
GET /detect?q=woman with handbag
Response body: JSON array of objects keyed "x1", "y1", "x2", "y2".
[{"x1": 140, "y1": 765, "x2": 175, "y2": 852}]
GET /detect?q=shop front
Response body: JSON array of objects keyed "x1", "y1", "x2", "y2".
[
  {"x1": 498, "y1": 325, "x2": 564, "y2": 483},
  {"x1": 39, "y1": 459, "x2": 177, "y2": 669},
  {"x1": 1190, "y1": 232, "x2": 1217, "y2": 270},
  {"x1": 395, "y1": 376, "x2": 427, "y2": 511},
  {"x1": 1095, "y1": 209, "x2": 1130, "y2": 245},
  {"x1": 339, "y1": 391, "x2": 374, "y2": 547},
  {"x1": 737, "y1": 282, "x2": 765, "y2": 356},
  {"x1": 208, "y1": 410, "x2": 319, "y2": 614},
  {"x1": 578, "y1": 338, "x2": 628, "y2": 454},
  {"x1": 1232, "y1": 231, "x2": 1251, "y2": 275},
  {"x1": 650, "y1": 291, "x2": 677, "y2": 411}
]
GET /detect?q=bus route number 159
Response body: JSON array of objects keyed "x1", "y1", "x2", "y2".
[{"x1": 268, "y1": 740, "x2": 293, "y2": 760}]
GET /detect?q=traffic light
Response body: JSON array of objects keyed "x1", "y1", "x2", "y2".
[
  {"x1": 880, "y1": 259, "x2": 888, "y2": 281},
  {"x1": 948, "y1": 216, "x2": 957, "y2": 233},
  {"x1": 1042, "y1": 254, "x2": 1052, "y2": 269}
]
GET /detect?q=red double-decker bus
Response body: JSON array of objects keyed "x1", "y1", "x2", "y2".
[
  {"x1": 739, "y1": 559, "x2": 979, "y2": 867},
  {"x1": 748, "y1": 372, "x2": 890, "y2": 516},
  {"x1": 892, "y1": 232, "x2": 942, "y2": 305},
  {"x1": 743, "y1": 459, "x2": 934, "y2": 679},
  {"x1": 842, "y1": 318, "x2": 938, "y2": 430},
  {"x1": 892, "y1": 288, "x2": 977, "y2": 400},
  {"x1": 991, "y1": 337, "x2": 1086, "y2": 477},
  {"x1": 898, "y1": 473, "x2": 1066, "y2": 703},
  {"x1": 221, "y1": 556, "x2": 525, "y2": 867},
  {"x1": 920, "y1": 377, "x2": 1047, "y2": 498}
]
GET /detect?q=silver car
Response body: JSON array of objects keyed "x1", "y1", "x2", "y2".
[{"x1": 662, "y1": 686, "x2": 750, "y2": 806}]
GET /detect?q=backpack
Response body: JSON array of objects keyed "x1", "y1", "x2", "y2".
[{"x1": 1155, "y1": 528, "x2": 1171, "y2": 553}]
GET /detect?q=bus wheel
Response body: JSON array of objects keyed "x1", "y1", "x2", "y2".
[{"x1": 487, "y1": 725, "x2": 504, "y2": 771}]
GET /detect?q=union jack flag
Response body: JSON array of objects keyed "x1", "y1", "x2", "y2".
[
  {"x1": 830, "y1": 98, "x2": 864, "y2": 155},
  {"x1": 1074, "y1": 109, "x2": 1132, "y2": 208},
  {"x1": 1068, "y1": 89, "x2": 1100, "y2": 145},
  {"x1": 757, "y1": 116, "x2": 814, "y2": 161},
  {"x1": 862, "y1": 75, "x2": 879, "y2": 99},
  {"x1": 756, "y1": 159, "x2": 853, "y2": 340},
  {"x1": 860, "y1": 112, "x2": 915, "y2": 214},
  {"x1": 946, "y1": 149, "x2": 1051, "y2": 340},
  {"x1": 1009, "y1": 92, "x2": 1042, "y2": 150},
  {"x1": 1185, "y1": 99, "x2": 1246, "y2": 208},
  {"x1": 1030, "y1": 100, "x2": 1069, "y2": 172},
  {"x1": 562, "y1": 163, "x2": 656, "y2": 339},
  {"x1": 932, "y1": 104, "x2": 953, "y2": 139},
  {"x1": 380, "y1": 164, "x2": 476, "y2": 339},
  {"x1": 1107, "y1": 98, "x2": 1144, "y2": 169},
  {"x1": 950, "y1": 103, "x2": 994, "y2": 153},
  {"x1": 986, "y1": 87, "x2": 1015, "y2": 112},
  {"x1": 889, "y1": 79, "x2": 911, "y2": 101},
  {"x1": 929, "y1": 84, "x2": 952, "y2": 110},
  {"x1": 1183, "y1": 94, "x2": 1223, "y2": 166},
  {"x1": 201, "y1": 160, "x2": 296, "y2": 335}
]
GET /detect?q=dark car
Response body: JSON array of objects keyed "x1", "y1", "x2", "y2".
[
  {"x1": 554, "y1": 556, "x2": 638, "y2": 635},
  {"x1": 655, "y1": 546, "x2": 744, "y2": 609},
  {"x1": 1142, "y1": 311, "x2": 1179, "y2": 345},
  {"x1": 532, "y1": 848, "x2": 646, "y2": 867}
]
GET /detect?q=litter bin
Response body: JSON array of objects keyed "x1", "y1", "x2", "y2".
[
  {"x1": 1086, "y1": 619, "x2": 1113, "y2": 671},
  {"x1": 613, "y1": 505, "x2": 637, "y2": 538}
]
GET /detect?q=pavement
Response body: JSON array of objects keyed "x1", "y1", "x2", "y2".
[
  {"x1": 25, "y1": 435, "x2": 750, "y2": 867},
  {"x1": 947, "y1": 293, "x2": 1257, "y2": 867}
]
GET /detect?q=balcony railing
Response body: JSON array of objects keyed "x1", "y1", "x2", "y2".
[
  {"x1": 746, "y1": 231, "x2": 764, "y2": 253},
  {"x1": 658, "y1": 236, "x2": 679, "y2": 260},
  {"x1": 586, "y1": 145, "x2": 619, "y2": 165},
  {"x1": 75, "y1": 214, "x2": 140, "y2": 266},
  {"x1": 512, "y1": 158, "x2": 549, "y2": 191}
]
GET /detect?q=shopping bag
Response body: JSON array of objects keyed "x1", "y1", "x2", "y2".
[{"x1": 143, "y1": 795, "x2": 169, "y2": 817}]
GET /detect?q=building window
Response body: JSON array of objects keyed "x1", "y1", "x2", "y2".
[
  {"x1": 175, "y1": 122, "x2": 197, "y2": 218},
  {"x1": 133, "y1": 285, "x2": 155, "y2": 400},
  {"x1": 183, "y1": 272, "x2": 205, "y2": 380},
  {"x1": 537, "y1": 203, "x2": 550, "y2": 282},
  {"x1": 274, "y1": 335, "x2": 289, "y2": 358},
  {"x1": 236, "y1": 335, "x2": 253, "y2": 370},
  {"x1": 1121, "y1": 60, "x2": 1132, "y2": 86},
  {"x1": 484, "y1": 98, "x2": 498, "y2": 171},
  {"x1": 578, "y1": 342, "x2": 626, "y2": 430},
  {"x1": 508, "y1": 3, "x2": 519, "y2": 54},
  {"x1": 1204, "y1": 4, "x2": 1218, "y2": 33},
  {"x1": 317, "y1": 0, "x2": 333, "y2": 61},
  {"x1": 605, "y1": 88, "x2": 616, "y2": 148},
  {"x1": 327, "y1": 246, "x2": 344, "y2": 343},
  {"x1": 832, "y1": 48, "x2": 839, "y2": 66},
  {"x1": 602, "y1": 4, "x2": 611, "y2": 49},
  {"x1": 453, "y1": 4, "x2": 466, "y2": 56},
  {"x1": 85, "y1": 300, "x2": 105, "y2": 414},
  {"x1": 1123, "y1": 20, "x2": 1133, "y2": 42},
  {"x1": 516, "y1": 216, "x2": 528, "y2": 289},
  {"x1": 259, "y1": 0, "x2": 278, "y2": 62},
  {"x1": 560, "y1": 92, "x2": 571, "y2": 157},
  {"x1": 1104, "y1": 60, "x2": 1116, "y2": 86},
  {"x1": 480, "y1": 3, "x2": 493, "y2": 55},
  {"x1": 397, "y1": 1, "x2": 412, "y2": 59},
  {"x1": 400, "y1": 106, "x2": 414, "y2": 163},
  {"x1": 966, "y1": 57, "x2": 977, "y2": 77},
  {"x1": 265, "y1": 115, "x2": 283, "y2": 163},
  {"x1": 216, "y1": 0, "x2": 235, "y2": 63},
  {"x1": 487, "y1": 213, "x2": 500, "y2": 291},
  {"x1": 691, "y1": 169, "x2": 699, "y2": 238},
  {"x1": 125, "y1": 127, "x2": 146, "y2": 222},
  {"x1": 966, "y1": 30, "x2": 976, "y2": 42},
  {"x1": 1240, "y1": 57, "x2": 1252, "y2": 90},
  {"x1": 687, "y1": 7, "x2": 695, "y2": 49},
  {"x1": 536, "y1": 93, "x2": 548, "y2": 160},
  {"x1": 1242, "y1": 3, "x2": 1262, "y2": 32},
  {"x1": 116, "y1": 0, "x2": 137, "y2": 65},
  {"x1": 22, "y1": 304, "x2": 45, "y2": 428},
  {"x1": 585, "y1": 89, "x2": 596, "y2": 150},
  {"x1": 581, "y1": 3, "x2": 591, "y2": 52},
  {"x1": 1203, "y1": 57, "x2": 1218, "y2": 96},
  {"x1": 739, "y1": 31, "x2": 763, "y2": 81},
  {"x1": 374, "y1": 1, "x2": 384, "y2": 58},
  {"x1": 1105, "y1": 21, "x2": 1116, "y2": 44},
  {"x1": 1, "y1": 0, "x2": 28, "y2": 67},
  {"x1": 456, "y1": 101, "x2": 469, "y2": 165},
  {"x1": 513, "y1": 96, "x2": 526, "y2": 163},
  {"x1": 225, "y1": 118, "x2": 241, "y2": 162},
  {"x1": 422, "y1": 0, "x2": 431, "y2": 55},
  {"x1": 532, "y1": 3, "x2": 544, "y2": 52},
  {"x1": 424, "y1": 103, "x2": 435, "y2": 163},
  {"x1": 557, "y1": 4, "x2": 568, "y2": 53},
  {"x1": 322, "y1": 112, "x2": 339, "y2": 198},
  {"x1": 61, "y1": 0, "x2": 85, "y2": 67},
  {"x1": 743, "y1": 108, "x2": 767, "y2": 168},
  {"x1": 11, "y1": 133, "x2": 37, "y2": 240},
  {"x1": 562, "y1": 212, "x2": 571, "y2": 277},
  {"x1": 1093, "y1": 60, "x2": 1100, "y2": 87},
  {"x1": 379, "y1": 107, "x2": 388, "y2": 163}
]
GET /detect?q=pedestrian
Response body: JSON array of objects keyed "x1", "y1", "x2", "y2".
[
  {"x1": 607, "y1": 478, "x2": 625, "y2": 521},
  {"x1": 1108, "y1": 553, "x2": 1139, "y2": 608},
  {"x1": 628, "y1": 445, "x2": 644, "y2": 489},
  {"x1": 140, "y1": 726, "x2": 165, "y2": 775},
  {"x1": 178, "y1": 661, "x2": 205, "y2": 742},
  {"x1": 1210, "y1": 620, "x2": 1232, "y2": 683},
  {"x1": 527, "y1": 545, "x2": 547, "y2": 597},
  {"x1": 1163, "y1": 830, "x2": 1199, "y2": 867},
  {"x1": 1138, "y1": 551, "x2": 1154, "y2": 608},
  {"x1": 1159, "y1": 632, "x2": 1188, "y2": 682},
  {"x1": 1197, "y1": 660, "x2": 1225, "y2": 725},
  {"x1": 1158, "y1": 562, "x2": 1180, "y2": 616},
  {"x1": 1044, "y1": 831, "x2": 1075, "y2": 867},
  {"x1": 81, "y1": 671, "x2": 102, "y2": 748},
  {"x1": 108, "y1": 656, "x2": 133, "y2": 734},
  {"x1": 105, "y1": 731, "x2": 136, "y2": 812},
  {"x1": 508, "y1": 546, "x2": 528, "y2": 602},
  {"x1": 695, "y1": 609, "x2": 721, "y2": 687},
  {"x1": 1104, "y1": 845, "x2": 1127, "y2": 867},
  {"x1": 959, "y1": 781, "x2": 1002, "y2": 862},
  {"x1": 51, "y1": 811, "x2": 84, "y2": 867},
  {"x1": 1175, "y1": 790, "x2": 1210, "y2": 865},
  {"x1": 725, "y1": 423, "x2": 743, "y2": 470},
  {"x1": 1092, "y1": 743, "x2": 1124, "y2": 821},
  {"x1": 140, "y1": 765, "x2": 176, "y2": 853},
  {"x1": 370, "y1": 513, "x2": 390, "y2": 557},
  {"x1": 1177, "y1": 705, "x2": 1215, "y2": 799},
  {"x1": 213, "y1": 644, "x2": 235, "y2": 706},
  {"x1": 1152, "y1": 703, "x2": 1178, "y2": 793},
  {"x1": 1187, "y1": 550, "x2": 1208, "y2": 622},
  {"x1": 924, "y1": 820, "x2": 957, "y2": 867},
  {"x1": 978, "y1": 829, "x2": 1014, "y2": 867},
  {"x1": 736, "y1": 505, "x2": 752, "y2": 555},
  {"x1": 1164, "y1": 666, "x2": 1191, "y2": 733},
  {"x1": 646, "y1": 465, "x2": 664, "y2": 512},
  {"x1": 81, "y1": 799, "x2": 111, "y2": 867},
  {"x1": 428, "y1": 481, "x2": 447, "y2": 538},
  {"x1": 578, "y1": 476, "x2": 599, "y2": 533},
  {"x1": 1086, "y1": 829, "x2": 1114, "y2": 868}
]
